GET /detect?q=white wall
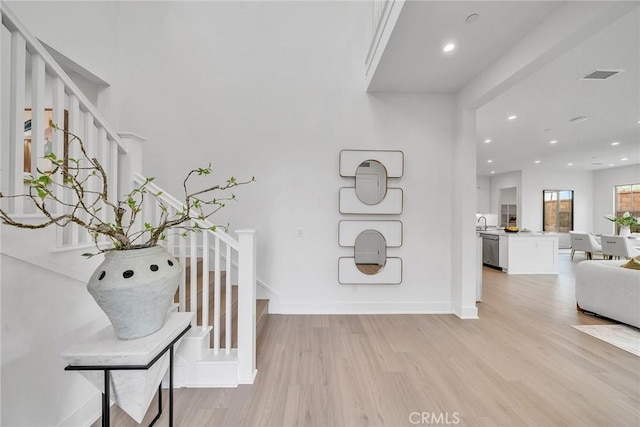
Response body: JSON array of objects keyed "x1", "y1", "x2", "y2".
[
  {"x1": 110, "y1": 1, "x2": 456, "y2": 313},
  {"x1": 489, "y1": 171, "x2": 522, "y2": 222},
  {"x1": 593, "y1": 164, "x2": 640, "y2": 235},
  {"x1": 1, "y1": 254, "x2": 108, "y2": 426},
  {"x1": 476, "y1": 176, "x2": 491, "y2": 213},
  {"x1": 520, "y1": 167, "x2": 593, "y2": 232}
]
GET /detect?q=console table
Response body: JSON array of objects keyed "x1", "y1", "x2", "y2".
[{"x1": 61, "y1": 312, "x2": 193, "y2": 426}]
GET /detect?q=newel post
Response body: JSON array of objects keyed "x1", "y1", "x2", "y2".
[
  {"x1": 236, "y1": 229, "x2": 256, "y2": 384},
  {"x1": 116, "y1": 132, "x2": 145, "y2": 194}
]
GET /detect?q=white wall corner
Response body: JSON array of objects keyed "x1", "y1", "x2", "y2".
[
  {"x1": 365, "y1": 0, "x2": 406, "y2": 91},
  {"x1": 451, "y1": 106, "x2": 479, "y2": 319}
]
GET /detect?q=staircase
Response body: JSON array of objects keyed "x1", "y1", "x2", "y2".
[
  {"x1": 0, "y1": 0, "x2": 262, "y2": 396},
  {"x1": 181, "y1": 258, "x2": 269, "y2": 351}
]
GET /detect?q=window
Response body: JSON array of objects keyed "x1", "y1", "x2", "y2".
[
  {"x1": 543, "y1": 190, "x2": 574, "y2": 232},
  {"x1": 614, "y1": 184, "x2": 640, "y2": 233}
]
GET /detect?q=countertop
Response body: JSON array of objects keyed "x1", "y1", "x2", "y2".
[{"x1": 477, "y1": 229, "x2": 558, "y2": 237}]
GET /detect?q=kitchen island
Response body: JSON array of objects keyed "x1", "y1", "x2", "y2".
[{"x1": 478, "y1": 230, "x2": 559, "y2": 274}]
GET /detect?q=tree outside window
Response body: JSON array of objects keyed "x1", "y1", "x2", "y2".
[{"x1": 615, "y1": 184, "x2": 640, "y2": 233}]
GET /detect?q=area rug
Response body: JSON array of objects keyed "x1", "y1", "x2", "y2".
[{"x1": 572, "y1": 324, "x2": 640, "y2": 357}]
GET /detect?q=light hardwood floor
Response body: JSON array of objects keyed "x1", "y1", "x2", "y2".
[{"x1": 102, "y1": 253, "x2": 640, "y2": 426}]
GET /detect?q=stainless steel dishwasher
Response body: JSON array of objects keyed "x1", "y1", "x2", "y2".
[{"x1": 481, "y1": 233, "x2": 500, "y2": 268}]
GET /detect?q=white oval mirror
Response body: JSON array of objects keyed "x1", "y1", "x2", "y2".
[
  {"x1": 354, "y1": 229, "x2": 386, "y2": 275},
  {"x1": 355, "y1": 160, "x2": 387, "y2": 205}
]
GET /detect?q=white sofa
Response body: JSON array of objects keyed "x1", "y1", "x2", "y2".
[{"x1": 575, "y1": 260, "x2": 640, "y2": 328}]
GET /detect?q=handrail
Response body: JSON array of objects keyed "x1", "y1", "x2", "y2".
[
  {"x1": 132, "y1": 173, "x2": 240, "y2": 250},
  {"x1": 0, "y1": 3, "x2": 126, "y2": 154}
]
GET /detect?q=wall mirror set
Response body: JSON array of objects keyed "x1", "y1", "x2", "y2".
[{"x1": 338, "y1": 150, "x2": 404, "y2": 284}]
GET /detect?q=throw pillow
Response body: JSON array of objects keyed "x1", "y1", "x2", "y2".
[{"x1": 621, "y1": 256, "x2": 640, "y2": 270}]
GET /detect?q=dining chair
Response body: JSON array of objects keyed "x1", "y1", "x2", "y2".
[
  {"x1": 601, "y1": 234, "x2": 640, "y2": 260},
  {"x1": 569, "y1": 231, "x2": 603, "y2": 260}
]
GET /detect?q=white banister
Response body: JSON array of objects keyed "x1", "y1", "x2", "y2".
[
  {"x1": 68, "y1": 96, "x2": 81, "y2": 246},
  {"x1": 213, "y1": 237, "x2": 221, "y2": 352},
  {"x1": 189, "y1": 227, "x2": 198, "y2": 328},
  {"x1": 236, "y1": 229, "x2": 256, "y2": 384},
  {"x1": 130, "y1": 174, "x2": 257, "y2": 376},
  {"x1": 202, "y1": 231, "x2": 210, "y2": 332},
  {"x1": 8, "y1": 31, "x2": 26, "y2": 214},
  {"x1": 1, "y1": 5, "x2": 126, "y2": 155},
  {"x1": 30, "y1": 53, "x2": 45, "y2": 178},
  {"x1": 1, "y1": 2, "x2": 127, "y2": 237},
  {"x1": 225, "y1": 244, "x2": 232, "y2": 354},
  {"x1": 178, "y1": 227, "x2": 187, "y2": 313}
]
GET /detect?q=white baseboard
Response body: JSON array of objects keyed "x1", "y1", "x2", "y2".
[
  {"x1": 58, "y1": 393, "x2": 102, "y2": 427},
  {"x1": 452, "y1": 303, "x2": 479, "y2": 319},
  {"x1": 275, "y1": 300, "x2": 454, "y2": 315}
]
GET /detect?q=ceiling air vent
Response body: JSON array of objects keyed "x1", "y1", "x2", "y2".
[{"x1": 580, "y1": 70, "x2": 623, "y2": 80}]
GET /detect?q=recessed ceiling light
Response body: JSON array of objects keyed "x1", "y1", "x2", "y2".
[
  {"x1": 550, "y1": 140, "x2": 558, "y2": 144},
  {"x1": 484, "y1": 139, "x2": 491, "y2": 143},
  {"x1": 609, "y1": 163, "x2": 615, "y2": 167},
  {"x1": 567, "y1": 163, "x2": 573, "y2": 166},
  {"x1": 487, "y1": 159, "x2": 493, "y2": 163},
  {"x1": 569, "y1": 116, "x2": 588, "y2": 123},
  {"x1": 465, "y1": 13, "x2": 479, "y2": 24},
  {"x1": 611, "y1": 141, "x2": 620, "y2": 146},
  {"x1": 621, "y1": 157, "x2": 628, "y2": 161},
  {"x1": 490, "y1": 171, "x2": 495, "y2": 174},
  {"x1": 534, "y1": 160, "x2": 541, "y2": 164},
  {"x1": 508, "y1": 115, "x2": 517, "y2": 120},
  {"x1": 443, "y1": 43, "x2": 456, "y2": 53}
]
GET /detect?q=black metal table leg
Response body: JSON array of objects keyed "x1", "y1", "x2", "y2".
[
  {"x1": 103, "y1": 370, "x2": 110, "y2": 427},
  {"x1": 169, "y1": 344, "x2": 174, "y2": 427},
  {"x1": 149, "y1": 384, "x2": 163, "y2": 426}
]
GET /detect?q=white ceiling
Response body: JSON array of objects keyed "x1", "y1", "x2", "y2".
[{"x1": 368, "y1": 1, "x2": 640, "y2": 177}]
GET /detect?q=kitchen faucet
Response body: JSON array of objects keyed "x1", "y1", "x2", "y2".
[{"x1": 477, "y1": 216, "x2": 487, "y2": 230}]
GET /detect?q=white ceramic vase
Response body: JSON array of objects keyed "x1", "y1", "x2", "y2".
[
  {"x1": 619, "y1": 225, "x2": 631, "y2": 237},
  {"x1": 87, "y1": 246, "x2": 182, "y2": 340}
]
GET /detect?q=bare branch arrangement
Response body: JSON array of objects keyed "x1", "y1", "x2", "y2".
[{"x1": 0, "y1": 124, "x2": 254, "y2": 256}]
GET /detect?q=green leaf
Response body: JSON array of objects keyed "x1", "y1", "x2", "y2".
[{"x1": 38, "y1": 175, "x2": 52, "y2": 185}]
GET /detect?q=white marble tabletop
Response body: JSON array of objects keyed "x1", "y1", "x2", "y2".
[{"x1": 61, "y1": 311, "x2": 193, "y2": 367}]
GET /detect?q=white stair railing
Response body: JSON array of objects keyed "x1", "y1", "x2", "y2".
[
  {"x1": 133, "y1": 174, "x2": 257, "y2": 379},
  {"x1": 1, "y1": 2, "x2": 257, "y2": 385},
  {"x1": 1, "y1": 4, "x2": 125, "y2": 249}
]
